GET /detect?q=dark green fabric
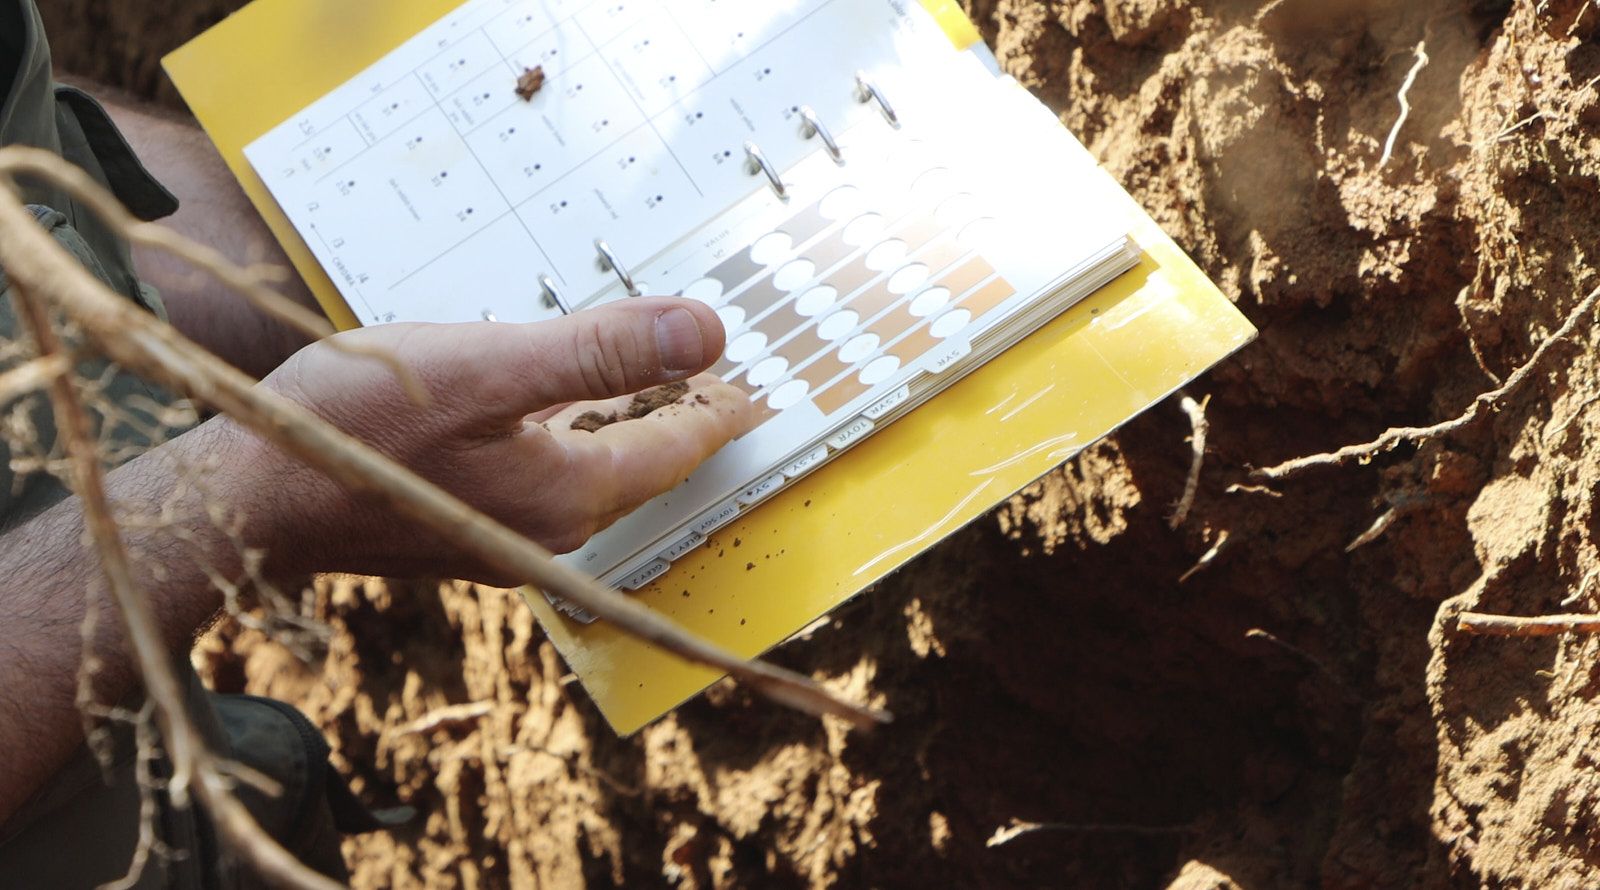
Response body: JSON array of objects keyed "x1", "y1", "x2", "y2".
[
  {"x1": 0, "y1": 1, "x2": 362, "y2": 886},
  {"x1": 0, "y1": 0, "x2": 181, "y2": 529}
]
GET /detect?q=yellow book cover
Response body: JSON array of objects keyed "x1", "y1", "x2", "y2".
[{"x1": 165, "y1": 0, "x2": 1255, "y2": 734}]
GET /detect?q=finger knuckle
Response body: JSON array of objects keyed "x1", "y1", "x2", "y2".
[{"x1": 573, "y1": 322, "x2": 641, "y2": 398}]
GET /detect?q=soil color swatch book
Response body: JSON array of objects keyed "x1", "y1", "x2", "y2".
[{"x1": 168, "y1": 0, "x2": 1256, "y2": 732}]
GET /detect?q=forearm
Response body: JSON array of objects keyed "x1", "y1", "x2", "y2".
[
  {"x1": 0, "y1": 416, "x2": 268, "y2": 822},
  {"x1": 78, "y1": 79, "x2": 321, "y2": 379}
]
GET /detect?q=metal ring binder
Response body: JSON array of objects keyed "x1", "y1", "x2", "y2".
[
  {"x1": 593, "y1": 239, "x2": 641, "y2": 297},
  {"x1": 538, "y1": 274, "x2": 569, "y2": 313},
  {"x1": 854, "y1": 71, "x2": 900, "y2": 128},
  {"x1": 743, "y1": 141, "x2": 788, "y2": 200},
  {"x1": 799, "y1": 105, "x2": 844, "y2": 164}
]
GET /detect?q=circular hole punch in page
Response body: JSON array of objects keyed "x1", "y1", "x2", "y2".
[
  {"x1": 683, "y1": 277, "x2": 724, "y2": 304},
  {"x1": 726, "y1": 330, "x2": 767, "y2": 362},
  {"x1": 860, "y1": 354, "x2": 901, "y2": 385},
  {"x1": 772, "y1": 258, "x2": 816, "y2": 291},
  {"x1": 842, "y1": 212, "x2": 887, "y2": 246},
  {"x1": 930, "y1": 308, "x2": 972, "y2": 339},
  {"x1": 749, "y1": 230, "x2": 793, "y2": 265},
  {"x1": 794, "y1": 285, "x2": 837, "y2": 316},
  {"x1": 910, "y1": 166, "x2": 953, "y2": 200},
  {"x1": 839, "y1": 332, "x2": 880, "y2": 364},
  {"x1": 910, "y1": 286, "x2": 952, "y2": 317},
  {"x1": 865, "y1": 238, "x2": 908, "y2": 271},
  {"x1": 716, "y1": 304, "x2": 746, "y2": 331},
  {"x1": 817, "y1": 309, "x2": 858, "y2": 341},
  {"x1": 957, "y1": 217, "x2": 999, "y2": 249},
  {"x1": 819, "y1": 184, "x2": 864, "y2": 221},
  {"x1": 767, "y1": 378, "x2": 811, "y2": 410},
  {"x1": 887, "y1": 262, "x2": 929, "y2": 295},
  {"x1": 746, "y1": 356, "x2": 789, "y2": 388}
]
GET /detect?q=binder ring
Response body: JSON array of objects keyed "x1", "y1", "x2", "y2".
[
  {"x1": 538, "y1": 273, "x2": 569, "y2": 313},
  {"x1": 593, "y1": 239, "x2": 641, "y2": 297},
  {"x1": 799, "y1": 106, "x2": 843, "y2": 165},
  {"x1": 743, "y1": 141, "x2": 788, "y2": 200},
  {"x1": 854, "y1": 71, "x2": 900, "y2": 129}
]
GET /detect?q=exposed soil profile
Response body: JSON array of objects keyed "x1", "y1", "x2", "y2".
[{"x1": 43, "y1": 0, "x2": 1600, "y2": 886}]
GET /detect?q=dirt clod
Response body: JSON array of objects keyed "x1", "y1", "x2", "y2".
[
  {"x1": 567, "y1": 381, "x2": 691, "y2": 431},
  {"x1": 514, "y1": 65, "x2": 545, "y2": 101}
]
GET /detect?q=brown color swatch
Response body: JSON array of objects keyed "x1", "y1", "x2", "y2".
[
  {"x1": 801, "y1": 227, "x2": 855, "y2": 271},
  {"x1": 773, "y1": 327, "x2": 831, "y2": 365},
  {"x1": 705, "y1": 247, "x2": 766, "y2": 292},
  {"x1": 730, "y1": 276, "x2": 788, "y2": 315},
  {"x1": 826, "y1": 255, "x2": 878, "y2": 297},
  {"x1": 895, "y1": 216, "x2": 945, "y2": 252},
  {"x1": 935, "y1": 256, "x2": 996, "y2": 298},
  {"x1": 913, "y1": 240, "x2": 967, "y2": 277},
  {"x1": 845, "y1": 279, "x2": 900, "y2": 319},
  {"x1": 811, "y1": 376, "x2": 870, "y2": 416},
  {"x1": 753, "y1": 305, "x2": 807, "y2": 341},
  {"x1": 957, "y1": 276, "x2": 1016, "y2": 319}
]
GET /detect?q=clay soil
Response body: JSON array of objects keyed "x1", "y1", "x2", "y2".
[{"x1": 42, "y1": 0, "x2": 1600, "y2": 886}]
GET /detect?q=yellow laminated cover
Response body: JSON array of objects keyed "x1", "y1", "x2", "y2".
[{"x1": 165, "y1": 0, "x2": 1256, "y2": 734}]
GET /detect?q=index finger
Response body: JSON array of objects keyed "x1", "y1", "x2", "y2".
[{"x1": 548, "y1": 381, "x2": 761, "y2": 521}]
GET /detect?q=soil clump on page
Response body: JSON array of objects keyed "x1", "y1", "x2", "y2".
[{"x1": 49, "y1": 0, "x2": 1600, "y2": 885}]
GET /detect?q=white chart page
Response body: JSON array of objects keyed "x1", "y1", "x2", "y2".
[{"x1": 245, "y1": 0, "x2": 972, "y2": 325}]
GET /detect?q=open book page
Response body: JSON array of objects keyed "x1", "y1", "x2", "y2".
[
  {"x1": 243, "y1": 0, "x2": 977, "y2": 324},
  {"x1": 240, "y1": 0, "x2": 1139, "y2": 594},
  {"x1": 557, "y1": 71, "x2": 1139, "y2": 590}
]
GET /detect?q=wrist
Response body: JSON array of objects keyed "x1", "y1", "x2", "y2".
[{"x1": 180, "y1": 413, "x2": 321, "y2": 576}]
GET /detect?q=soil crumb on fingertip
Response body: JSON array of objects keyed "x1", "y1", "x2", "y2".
[
  {"x1": 626, "y1": 381, "x2": 691, "y2": 418},
  {"x1": 569, "y1": 381, "x2": 693, "y2": 431}
]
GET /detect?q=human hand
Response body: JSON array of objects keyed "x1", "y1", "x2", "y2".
[{"x1": 227, "y1": 297, "x2": 755, "y2": 584}]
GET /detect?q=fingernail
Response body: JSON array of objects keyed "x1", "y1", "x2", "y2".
[{"x1": 654, "y1": 308, "x2": 706, "y2": 372}]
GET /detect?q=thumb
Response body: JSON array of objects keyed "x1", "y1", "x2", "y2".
[{"x1": 456, "y1": 297, "x2": 728, "y2": 419}]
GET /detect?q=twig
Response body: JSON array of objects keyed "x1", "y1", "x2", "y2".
[
  {"x1": 0, "y1": 150, "x2": 426, "y2": 404},
  {"x1": 100, "y1": 703, "x2": 165, "y2": 890},
  {"x1": 1225, "y1": 482, "x2": 1282, "y2": 498},
  {"x1": 0, "y1": 146, "x2": 883, "y2": 730},
  {"x1": 1178, "y1": 529, "x2": 1229, "y2": 584},
  {"x1": 1345, "y1": 494, "x2": 1429, "y2": 552},
  {"x1": 1168, "y1": 394, "x2": 1209, "y2": 529},
  {"x1": 0, "y1": 354, "x2": 67, "y2": 404},
  {"x1": 1457, "y1": 611, "x2": 1600, "y2": 637},
  {"x1": 1378, "y1": 42, "x2": 1430, "y2": 169},
  {"x1": 1254, "y1": 282, "x2": 1600, "y2": 480},
  {"x1": 7, "y1": 274, "x2": 332, "y2": 888},
  {"x1": 396, "y1": 701, "x2": 493, "y2": 735},
  {"x1": 986, "y1": 817, "x2": 1194, "y2": 847},
  {"x1": 1544, "y1": 390, "x2": 1600, "y2": 444},
  {"x1": 1245, "y1": 628, "x2": 1360, "y2": 700},
  {"x1": 1561, "y1": 568, "x2": 1599, "y2": 607}
]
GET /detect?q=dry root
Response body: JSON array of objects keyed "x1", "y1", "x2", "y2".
[
  {"x1": 1254, "y1": 282, "x2": 1600, "y2": 480},
  {"x1": 1168, "y1": 394, "x2": 1209, "y2": 529},
  {"x1": 1457, "y1": 612, "x2": 1600, "y2": 637}
]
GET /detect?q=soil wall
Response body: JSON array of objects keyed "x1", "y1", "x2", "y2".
[{"x1": 39, "y1": 0, "x2": 1600, "y2": 886}]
